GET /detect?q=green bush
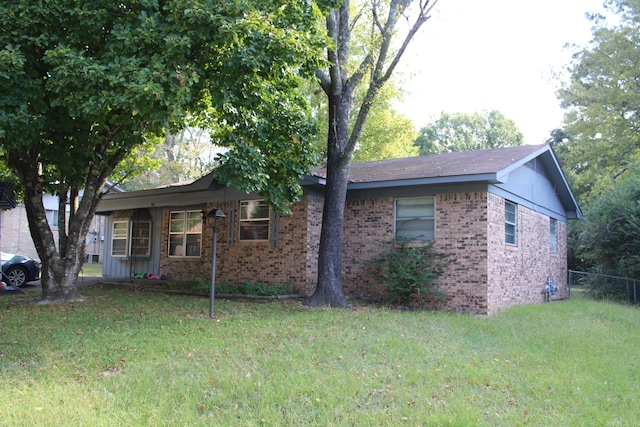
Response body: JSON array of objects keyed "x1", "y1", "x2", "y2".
[
  {"x1": 188, "y1": 276, "x2": 210, "y2": 292},
  {"x1": 365, "y1": 241, "x2": 450, "y2": 306},
  {"x1": 576, "y1": 172, "x2": 640, "y2": 281}
]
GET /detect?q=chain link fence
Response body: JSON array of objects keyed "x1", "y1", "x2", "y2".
[{"x1": 568, "y1": 270, "x2": 639, "y2": 304}]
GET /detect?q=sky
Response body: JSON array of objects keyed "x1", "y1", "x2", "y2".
[{"x1": 395, "y1": 0, "x2": 608, "y2": 145}]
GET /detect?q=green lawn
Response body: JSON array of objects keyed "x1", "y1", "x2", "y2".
[
  {"x1": 1, "y1": 287, "x2": 638, "y2": 426},
  {"x1": 79, "y1": 262, "x2": 103, "y2": 277}
]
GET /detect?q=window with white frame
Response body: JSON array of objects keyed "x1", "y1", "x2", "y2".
[
  {"x1": 169, "y1": 210, "x2": 202, "y2": 257},
  {"x1": 550, "y1": 218, "x2": 558, "y2": 253},
  {"x1": 505, "y1": 201, "x2": 517, "y2": 245},
  {"x1": 110, "y1": 220, "x2": 152, "y2": 257},
  {"x1": 111, "y1": 221, "x2": 129, "y2": 257},
  {"x1": 395, "y1": 196, "x2": 435, "y2": 242},
  {"x1": 239, "y1": 200, "x2": 270, "y2": 241}
]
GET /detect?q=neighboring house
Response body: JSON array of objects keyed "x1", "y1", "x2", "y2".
[
  {"x1": 96, "y1": 144, "x2": 582, "y2": 314},
  {"x1": 0, "y1": 183, "x2": 123, "y2": 263}
]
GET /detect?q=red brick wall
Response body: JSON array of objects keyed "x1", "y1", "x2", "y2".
[
  {"x1": 158, "y1": 208, "x2": 210, "y2": 283},
  {"x1": 340, "y1": 193, "x2": 490, "y2": 313},
  {"x1": 157, "y1": 191, "x2": 568, "y2": 315},
  {"x1": 342, "y1": 197, "x2": 396, "y2": 300},
  {"x1": 486, "y1": 193, "x2": 568, "y2": 314},
  {"x1": 340, "y1": 191, "x2": 567, "y2": 315},
  {"x1": 432, "y1": 193, "x2": 490, "y2": 313},
  {"x1": 159, "y1": 198, "x2": 318, "y2": 295}
]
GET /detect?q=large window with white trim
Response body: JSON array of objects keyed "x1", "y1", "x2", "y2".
[
  {"x1": 111, "y1": 221, "x2": 129, "y2": 257},
  {"x1": 395, "y1": 196, "x2": 435, "y2": 242},
  {"x1": 505, "y1": 201, "x2": 517, "y2": 245},
  {"x1": 111, "y1": 220, "x2": 152, "y2": 257},
  {"x1": 169, "y1": 210, "x2": 202, "y2": 257},
  {"x1": 239, "y1": 200, "x2": 270, "y2": 241}
]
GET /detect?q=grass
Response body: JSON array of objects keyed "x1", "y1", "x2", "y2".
[
  {"x1": 0, "y1": 287, "x2": 638, "y2": 426},
  {"x1": 79, "y1": 262, "x2": 102, "y2": 277}
]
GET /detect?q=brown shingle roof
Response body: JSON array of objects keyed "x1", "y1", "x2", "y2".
[{"x1": 312, "y1": 144, "x2": 546, "y2": 183}]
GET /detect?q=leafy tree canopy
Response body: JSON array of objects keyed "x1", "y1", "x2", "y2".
[
  {"x1": 353, "y1": 107, "x2": 418, "y2": 162},
  {"x1": 0, "y1": 0, "x2": 325, "y2": 301},
  {"x1": 574, "y1": 169, "x2": 640, "y2": 278},
  {"x1": 306, "y1": 80, "x2": 419, "y2": 163},
  {"x1": 557, "y1": 0, "x2": 640, "y2": 200},
  {"x1": 0, "y1": 0, "x2": 324, "y2": 210},
  {"x1": 414, "y1": 110, "x2": 524, "y2": 155}
]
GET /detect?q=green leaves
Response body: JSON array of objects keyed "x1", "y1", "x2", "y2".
[
  {"x1": 557, "y1": 0, "x2": 640, "y2": 200},
  {"x1": 0, "y1": 0, "x2": 327, "y2": 296},
  {"x1": 0, "y1": 0, "x2": 325, "y2": 202},
  {"x1": 414, "y1": 110, "x2": 524, "y2": 155},
  {"x1": 352, "y1": 108, "x2": 418, "y2": 162},
  {"x1": 212, "y1": 79, "x2": 321, "y2": 213},
  {"x1": 364, "y1": 241, "x2": 450, "y2": 306},
  {"x1": 576, "y1": 171, "x2": 640, "y2": 279}
]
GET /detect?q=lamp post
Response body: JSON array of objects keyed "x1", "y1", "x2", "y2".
[{"x1": 207, "y1": 208, "x2": 226, "y2": 318}]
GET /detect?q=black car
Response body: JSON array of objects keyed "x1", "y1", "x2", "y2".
[{"x1": 1, "y1": 252, "x2": 40, "y2": 287}]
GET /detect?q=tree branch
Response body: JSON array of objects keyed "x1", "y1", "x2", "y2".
[{"x1": 347, "y1": 0, "x2": 438, "y2": 155}]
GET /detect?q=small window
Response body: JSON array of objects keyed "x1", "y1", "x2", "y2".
[
  {"x1": 239, "y1": 200, "x2": 270, "y2": 241},
  {"x1": 169, "y1": 210, "x2": 202, "y2": 257},
  {"x1": 395, "y1": 196, "x2": 435, "y2": 242},
  {"x1": 550, "y1": 218, "x2": 557, "y2": 253},
  {"x1": 505, "y1": 201, "x2": 517, "y2": 245},
  {"x1": 111, "y1": 221, "x2": 129, "y2": 257}
]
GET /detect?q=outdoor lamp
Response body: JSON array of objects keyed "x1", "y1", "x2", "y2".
[{"x1": 207, "y1": 208, "x2": 226, "y2": 318}]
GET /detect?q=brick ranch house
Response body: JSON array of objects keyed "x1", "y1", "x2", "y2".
[{"x1": 96, "y1": 143, "x2": 582, "y2": 314}]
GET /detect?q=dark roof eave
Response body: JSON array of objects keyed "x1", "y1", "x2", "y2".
[
  {"x1": 345, "y1": 173, "x2": 501, "y2": 190},
  {"x1": 299, "y1": 175, "x2": 326, "y2": 186},
  {"x1": 97, "y1": 189, "x2": 215, "y2": 213}
]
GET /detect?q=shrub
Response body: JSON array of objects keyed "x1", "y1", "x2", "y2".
[
  {"x1": 365, "y1": 241, "x2": 450, "y2": 306},
  {"x1": 576, "y1": 172, "x2": 640, "y2": 280},
  {"x1": 188, "y1": 276, "x2": 210, "y2": 292}
]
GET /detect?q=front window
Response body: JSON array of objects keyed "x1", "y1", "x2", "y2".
[
  {"x1": 550, "y1": 218, "x2": 557, "y2": 253},
  {"x1": 239, "y1": 200, "x2": 270, "y2": 241},
  {"x1": 395, "y1": 196, "x2": 435, "y2": 242},
  {"x1": 111, "y1": 221, "x2": 129, "y2": 257},
  {"x1": 131, "y1": 221, "x2": 152, "y2": 256},
  {"x1": 505, "y1": 201, "x2": 517, "y2": 245},
  {"x1": 110, "y1": 220, "x2": 152, "y2": 257},
  {"x1": 169, "y1": 210, "x2": 202, "y2": 257}
]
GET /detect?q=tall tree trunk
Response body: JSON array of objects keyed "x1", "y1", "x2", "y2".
[
  {"x1": 306, "y1": 0, "x2": 437, "y2": 307},
  {"x1": 39, "y1": 257, "x2": 85, "y2": 303},
  {"x1": 308, "y1": 164, "x2": 349, "y2": 307},
  {"x1": 8, "y1": 145, "x2": 117, "y2": 304},
  {"x1": 306, "y1": 72, "x2": 353, "y2": 308}
]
